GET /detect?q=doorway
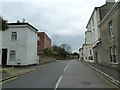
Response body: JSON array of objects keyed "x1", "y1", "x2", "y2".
[
  {"x1": 2, "y1": 49, "x2": 7, "y2": 66},
  {"x1": 95, "y1": 52, "x2": 98, "y2": 63}
]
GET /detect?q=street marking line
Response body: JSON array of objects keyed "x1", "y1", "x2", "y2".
[
  {"x1": 0, "y1": 77, "x2": 18, "y2": 85},
  {"x1": 54, "y1": 75, "x2": 63, "y2": 90},
  {"x1": 54, "y1": 61, "x2": 70, "y2": 90},
  {"x1": 63, "y1": 62, "x2": 70, "y2": 72},
  {"x1": 82, "y1": 62, "x2": 119, "y2": 88},
  {"x1": 0, "y1": 62, "x2": 58, "y2": 84},
  {"x1": 93, "y1": 70, "x2": 118, "y2": 88}
]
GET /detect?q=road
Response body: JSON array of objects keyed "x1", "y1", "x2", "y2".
[{"x1": 2, "y1": 60, "x2": 115, "y2": 88}]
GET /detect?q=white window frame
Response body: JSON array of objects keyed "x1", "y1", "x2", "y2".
[
  {"x1": 109, "y1": 21, "x2": 114, "y2": 38},
  {"x1": 90, "y1": 49, "x2": 92, "y2": 56},
  {"x1": 11, "y1": 32, "x2": 17, "y2": 41},
  {"x1": 110, "y1": 46, "x2": 118, "y2": 64},
  {"x1": 9, "y1": 51, "x2": 16, "y2": 60}
]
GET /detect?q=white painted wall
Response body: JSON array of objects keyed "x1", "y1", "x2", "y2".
[
  {"x1": 83, "y1": 44, "x2": 87, "y2": 61},
  {"x1": 85, "y1": 8, "x2": 101, "y2": 63},
  {"x1": 26, "y1": 28, "x2": 37, "y2": 65},
  {"x1": 2, "y1": 26, "x2": 27, "y2": 65},
  {"x1": 2, "y1": 24, "x2": 38, "y2": 66},
  {"x1": 0, "y1": 30, "x2": 2, "y2": 65}
]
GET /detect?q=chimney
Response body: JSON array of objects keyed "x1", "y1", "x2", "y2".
[
  {"x1": 106, "y1": 0, "x2": 115, "y2": 3},
  {"x1": 17, "y1": 20, "x2": 20, "y2": 23},
  {"x1": 23, "y1": 18, "x2": 25, "y2": 23}
]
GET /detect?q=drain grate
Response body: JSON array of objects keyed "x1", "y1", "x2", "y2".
[{"x1": 82, "y1": 82, "x2": 91, "y2": 85}]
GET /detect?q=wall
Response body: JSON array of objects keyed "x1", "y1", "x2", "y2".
[
  {"x1": 2, "y1": 26, "x2": 28, "y2": 65},
  {"x1": 26, "y1": 28, "x2": 37, "y2": 65},
  {"x1": 93, "y1": 42, "x2": 102, "y2": 64},
  {"x1": 0, "y1": 30, "x2": 2, "y2": 65},
  {"x1": 100, "y1": 3, "x2": 119, "y2": 68},
  {"x1": 37, "y1": 32, "x2": 51, "y2": 54}
]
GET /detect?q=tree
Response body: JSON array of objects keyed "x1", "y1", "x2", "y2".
[
  {"x1": 52, "y1": 45, "x2": 68, "y2": 58},
  {"x1": 43, "y1": 48, "x2": 57, "y2": 57},
  {"x1": 0, "y1": 17, "x2": 8, "y2": 31},
  {"x1": 60, "y1": 43, "x2": 72, "y2": 53}
]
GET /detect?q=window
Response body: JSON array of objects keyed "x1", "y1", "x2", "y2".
[
  {"x1": 9, "y1": 51, "x2": 16, "y2": 60},
  {"x1": 11, "y1": 32, "x2": 17, "y2": 40},
  {"x1": 110, "y1": 47, "x2": 113, "y2": 62},
  {"x1": 110, "y1": 46, "x2": 118, "y2": 64},
  {"x1": 37, "y1": 36, "x2": 40, "y2": 41},
  {"x1": 92, "y1": 18, "x2": 94, "y2": 26},
  {"x1": 90, "y1": 49, "x2": 92, "y2": 55},
  {"x1": 113, "y1": 46, "x2": 117, "y2": 63},
  {"x1": 93, "y1": 29, "x2": 95, "y2": 40},
  {"x1": 109, "y1": 21, "x2": 114, "y2": 37}
]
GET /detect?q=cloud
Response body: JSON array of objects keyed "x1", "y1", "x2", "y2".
[
  {"x1": 51, "y1": 34, "x2": 85, "y2": 52},
  {"x1": 1, "y1": 0, "x2": 110, "y2": 52}
]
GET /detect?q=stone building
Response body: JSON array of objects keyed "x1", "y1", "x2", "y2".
[
  {"x1": 93, "y1": 1, "x2": 119, "y2": 69},
  {"x1": 84, "y1": 0, "x2": 115, "y2": 63}
]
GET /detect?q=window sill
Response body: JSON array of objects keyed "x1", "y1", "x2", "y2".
[
  {"x1": 110, "y1": 62, "x2": 118, "y2": 65},
  {"x1": 10, "y1": 40, "x2": 17, "y2": 41},
  {"x1": 109, "y1": 36, "x2": 114, "y2": 39},
  {"x1": 9, "y1": 59, "x2": 16, "y2": 61}
]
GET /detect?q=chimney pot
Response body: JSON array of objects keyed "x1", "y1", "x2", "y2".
[{"x1": 106, "y1": 0, "x2": 115, "y2": 3}]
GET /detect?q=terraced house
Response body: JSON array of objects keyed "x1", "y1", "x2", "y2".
[
  {"x1": 79, "y1": 0, "x2": 115, "y2": 63},
  {"x1": 0, "y1": 30, "x2": 2, "y2": 65},
  {"x1": 93, "y1": 1, "x2": 120, "y2": 69}
]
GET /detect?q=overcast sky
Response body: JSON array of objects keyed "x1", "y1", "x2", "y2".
[{"x1": 1, "y1": 0, "x2": 117, "y2": 52}]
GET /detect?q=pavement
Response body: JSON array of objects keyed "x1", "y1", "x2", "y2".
[{"x1": 80, "y1": 60, "x2": 120, "y2": 87}]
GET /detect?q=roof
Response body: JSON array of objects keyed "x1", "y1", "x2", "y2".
[
  {"x1": 86, "y1": 7, "x2": 100, "y2": 28},
  {"x1": 38, "y1": 32, "x2": 51, "y2": 40},
  {"x1": 8, "y1": 23, "x2": 38, "y2": 31},
  {"x1": 86, "y1": 2, "x2": 115, "y2": 28},
  {"x1": 99, "y1": 1, "x2": 120, "y2": 26},
  {"x1": 85, "y1": 30, "x2": 91, "y2": 34}
]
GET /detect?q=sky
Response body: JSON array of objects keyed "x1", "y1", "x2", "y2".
[{"x1": 1, "y1": 0, "x2": 117, "y2": 52}]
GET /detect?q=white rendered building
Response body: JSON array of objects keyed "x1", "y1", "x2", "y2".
[{"x1": 2, "y1": 22, "x2": 38, "y2": 66}]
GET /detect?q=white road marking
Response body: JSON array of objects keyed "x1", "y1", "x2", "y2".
[
  {"x1": 54, "y1": 61, "x2": 70, "y2": 90},
  {"x1": 86, "y1": 63, "x2": 120, "y2": 87},
  {"x1": 54, "y1": 75, "x2": 63, "y2": 90},
  {"x1": 0, "y1": 77, "x2": 18, "y2": 85}
]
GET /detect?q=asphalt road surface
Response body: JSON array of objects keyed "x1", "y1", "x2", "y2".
[{"x1": 2, "y1": 60, "x2": 115, "y2": 88}]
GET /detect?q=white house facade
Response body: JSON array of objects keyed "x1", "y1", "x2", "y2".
[
  {"x1": 2, "y1": 23, "x2": 38, "y2": 66},
  {"x1": 79, "y1": 48, "x2": 83, "y2": 61},
  {"x1": 84, "y1": 1, "x2": 115, "y2": 63},
  {"x1": 0, "y1": 30, "x2": 2, "y2": 65},
  {"x1": 85, "y1": 29, "x2": 94, "y2": 62}
]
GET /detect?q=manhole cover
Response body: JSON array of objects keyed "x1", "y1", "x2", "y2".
[{"x1": 82, "y1": 82, "x2": 91, "y2": 85}]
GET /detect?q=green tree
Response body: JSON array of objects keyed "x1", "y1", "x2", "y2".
[
  {"x1": 0, "y1": 17, "x2": 8, "y2": 31},
  {"x1": 43, "y1": 48, "x2": 51, "y2": 57}
]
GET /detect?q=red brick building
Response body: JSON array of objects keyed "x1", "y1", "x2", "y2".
[{"x1": 37, "y1": 32, "x2": 52, "y2": 54}]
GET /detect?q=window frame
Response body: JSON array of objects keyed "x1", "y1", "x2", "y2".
[
  {"x1": 110, "y1": 46, "x2": 118, "y2": 64},
  {"x1": 108, "y1": 21, "x2": 114, "y2": 38},
  {"x1": 9, "y1": 51, "x2": 16, "y2": 60},
  {"x1": 11, "y1": 32, "x2": 17, "y2": 41}
]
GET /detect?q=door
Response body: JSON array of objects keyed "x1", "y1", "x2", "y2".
[
  {"x1": 95, "y1": 52, "x2": 98, "y2": 63},
  {"x1": 2, "y1": 49, "x2": 7, "y2": 66}
]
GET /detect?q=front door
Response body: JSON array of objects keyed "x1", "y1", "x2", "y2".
[
  {"x1": 2, "y1": 49, "x2": 7, "y2": 66},
  {"x1": 95, "y1": 52, "x2": 98, "y2": 63}
]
